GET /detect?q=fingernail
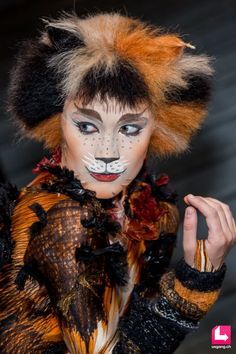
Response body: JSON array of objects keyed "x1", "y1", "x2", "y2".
[
  {"x1": 186, "y1": 207, "x2": 194, "y2": 216},
  {"x1": 188, "y1": 194, "x2": 195, "y2": 199}
]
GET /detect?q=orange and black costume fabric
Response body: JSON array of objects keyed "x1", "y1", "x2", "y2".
[
  {"x1": 0, "y1": 156, "x2": 226, "y2": 354},
  {"x1": 0, "y1": 11, "x2": 227, "y2": 354}
]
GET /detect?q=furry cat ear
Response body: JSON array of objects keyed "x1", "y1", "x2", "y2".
[
  {"x1": 152, "y1": 35, "x2": 195, "y2": 62},
  {"x1": 46, "y1": 25, "x2": 85, "y2": 50}
]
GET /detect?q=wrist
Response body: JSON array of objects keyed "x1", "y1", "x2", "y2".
[
  {"x1": 158, "y1": 257, "x2": 227, "y2": 321},
  {"x1": 175, "y1": 257, "x2": 227, "y2": 290},
  {"x1": 191, "y1": 239, "x2": 225, "y2": 272}
]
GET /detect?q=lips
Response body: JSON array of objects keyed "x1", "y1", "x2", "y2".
[{"x1": 89, "y1": 171, "x2": 121, "y2": 182}]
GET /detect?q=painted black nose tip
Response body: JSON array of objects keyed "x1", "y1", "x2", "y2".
[{"x1": 95, "y1": 157, "x2": 119, "y2": 163}]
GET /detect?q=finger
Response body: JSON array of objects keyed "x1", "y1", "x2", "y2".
[
  {"x1": 204, "y1": 197, "x2": 236, "y2": 246},
  {"x1": 206, "y1": 197, "x2": 236, "y2": 233},
  {"x1": 186, "y1": 195, "x2": 224, "y2": 238},
  {"x1": 183, "y1": 206, "x2": 198, "y2": 266},
  {"x1": 199, "y1": 197, "x2": 234, "y2": 247},
  {"x1": 198, "y1": 197, "x2": 230, "y2": 234},
  {"x1": 184, "y1": 195, "x2": 192, "y2": 206}
]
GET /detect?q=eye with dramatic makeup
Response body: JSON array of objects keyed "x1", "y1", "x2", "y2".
[
  {"x1": 119, "y1": 124, "x2": 144, "y2": 136},
  {"x1": 72, "y1": 119, "x2": 99, "y2": 135}
]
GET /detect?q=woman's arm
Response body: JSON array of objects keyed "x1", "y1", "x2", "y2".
[
  {"x1": 113, "y1": 256, "x2": 226, "y2": 354},
  {"x1": 113, "y1": 195, "x2": 232, "y2": 354}
]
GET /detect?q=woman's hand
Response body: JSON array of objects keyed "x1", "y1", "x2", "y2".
[{"x1": 183, "y1": 194, "x2": 236, "y2": 270}]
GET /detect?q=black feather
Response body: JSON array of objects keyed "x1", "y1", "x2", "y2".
[
  {"x1": 136, "y1": 232, "x2": 177, "y2": 296},
  {"x1": 75, "y1": 242, "x2": 129, "y2": 287},
  {"x1": 15, "y1": 262, "x2": 43, "y2": 291}
]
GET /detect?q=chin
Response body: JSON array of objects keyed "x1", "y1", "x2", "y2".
[{"x1": 86, "y1": 182, "x2": 123, "y2": 199}]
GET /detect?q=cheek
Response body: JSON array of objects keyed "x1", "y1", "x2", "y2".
[
  {"x1": 62, "y1": 123, "x2": 97, "y2": 158},
  {"x1": 119, "y1": 134, "x2": 151, "y2": 158}
]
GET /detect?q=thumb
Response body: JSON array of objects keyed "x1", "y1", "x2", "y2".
[{"x1": 183, "y1": 206, "x2": 198, "y2": 267}]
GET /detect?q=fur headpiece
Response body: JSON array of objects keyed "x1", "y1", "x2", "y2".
[{"x1": 7, "y1": 11, "x2": 214, "y2": 157}]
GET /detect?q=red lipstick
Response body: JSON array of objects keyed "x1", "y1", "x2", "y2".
[{"x1": 90, "y1": 172, "x2": 121, "y2": 182}]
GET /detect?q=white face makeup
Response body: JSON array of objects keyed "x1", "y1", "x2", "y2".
[{"x1": 60, "y1": 96, "x2": 154, "y2": 199}]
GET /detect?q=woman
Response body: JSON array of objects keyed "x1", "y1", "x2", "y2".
[{"x1": 0, "y1": 11, "x2": 235, "y2": 353}]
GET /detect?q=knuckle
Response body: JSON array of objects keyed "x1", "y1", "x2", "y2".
[
  {"x1": 217, "y1": 237, "x2": 227, "y2": 247},
  {"x1": 209, "y1": 207, "x2": 218, "y2": 218},
  {"x1": 224, "y1": 204, "x2": 231, "y2": 213},
  {"x1": 215, "y1": 204, "x2": 223, "y2": 212},
  {"x1": 184, "y1": 222, "x2": 194, "y2": 231}
]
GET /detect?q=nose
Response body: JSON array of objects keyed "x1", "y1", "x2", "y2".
[{"x1": 95, "y1": 157, "x2": 119, "y2": 164}]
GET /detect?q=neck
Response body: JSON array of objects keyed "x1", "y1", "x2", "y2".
[{"x1": 97, "y1": 184, "x2": 128, "y2": 209}]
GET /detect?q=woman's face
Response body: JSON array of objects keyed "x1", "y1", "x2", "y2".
[{"x1": 60, "y1": 96, "x2": 154, "y2": 199}]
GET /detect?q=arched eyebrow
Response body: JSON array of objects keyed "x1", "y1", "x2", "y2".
[
  {"x1": 73, "y1": 103, "x2": 147, "y2": 123},
  {"x1": 74, "y1": 104, "x2": 102, "y2": 121},
  {"x1": 119, "y1": 108, "x2": 148, "y2": 124}
]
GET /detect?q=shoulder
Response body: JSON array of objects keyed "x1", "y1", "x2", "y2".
[
  {"x1": 13, "y1": 171, "x2": 71, "y2": 232},
  {"x1": 2, "y1": 172, "x2": 71, "y2": 268}
]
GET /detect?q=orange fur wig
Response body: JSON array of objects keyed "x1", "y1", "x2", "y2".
[{"x1": 7, "y1": 11, "x2": 214, "y2": 157}]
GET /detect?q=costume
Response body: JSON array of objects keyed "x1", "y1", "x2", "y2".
[{"x1": 0, "y1": 12, "x2": 226, "y2": 354}]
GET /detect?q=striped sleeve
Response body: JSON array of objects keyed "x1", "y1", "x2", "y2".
[
  {"x1": 113, "y1": 241, "x2": 227, "y2": 353},
  {"x1": 155, "y1": 244, "x2": 227, "y2": 323}
]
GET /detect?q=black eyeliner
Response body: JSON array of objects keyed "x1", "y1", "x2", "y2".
[{"x1": 72, "y1": 119, "x2": 99, "y2": 134}]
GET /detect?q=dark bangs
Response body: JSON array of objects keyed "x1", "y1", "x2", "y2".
[{"x1": 77, "y1": 59, "x2": 150, "y2": 109}]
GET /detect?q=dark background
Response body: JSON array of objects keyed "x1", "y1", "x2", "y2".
[{"x1": 0, "y1": 1, "x2": 236, "y2": 352}]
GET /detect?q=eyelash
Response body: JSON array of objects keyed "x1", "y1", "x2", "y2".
[
  {"x1": 73, "y1": 121, "x2": 99, "y2": 135},
  {"x1": 73, "y1": 120, "x2": 143, "y2": 136},
  {"x1": 119, "y1": 125, "x2": 143, "y2": 136}
]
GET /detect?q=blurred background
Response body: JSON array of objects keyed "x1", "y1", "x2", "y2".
[{"x1": 0, "y1": 0, "x2": 235, "y2": 352}]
